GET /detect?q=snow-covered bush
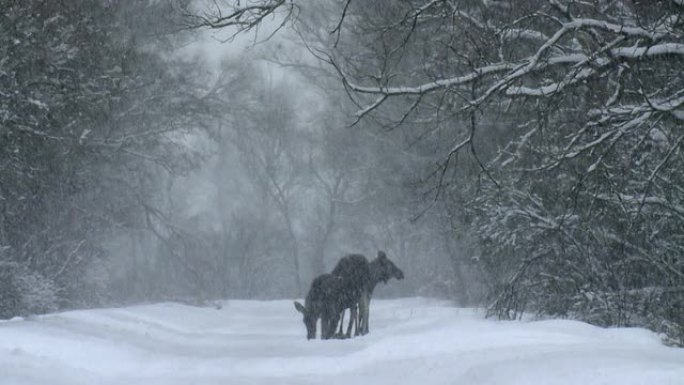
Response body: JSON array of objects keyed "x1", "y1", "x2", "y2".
[{"x1": 0, "y1": 261, "x2": 58, "y2": 319}]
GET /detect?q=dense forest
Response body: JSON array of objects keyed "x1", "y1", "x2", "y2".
[{"x1": 1, "y1": 0, "x2": 682, "y2": 345}]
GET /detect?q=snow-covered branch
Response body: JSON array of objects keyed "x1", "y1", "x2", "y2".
[
  {"x1": 612, "y1": 43, "x2": 684, "y2": 58},
  {"x1": 186, "y1": 0, "x2": 295, "y2": 38},
  {"x1": 334, "y1": 4, "x2": 682, "y2": 118}
]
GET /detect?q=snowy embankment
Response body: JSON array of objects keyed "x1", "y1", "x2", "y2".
[{"x1": 1, "y1": 298, "x2": 682, "y2": 385}]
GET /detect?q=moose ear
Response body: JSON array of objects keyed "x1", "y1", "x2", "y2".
[
  {"x1": 294, "y1": 301, "x2": 306, "y2": 314},
  {"x1": 377, "y1": 250, "x2": 387, "y2": 259}
]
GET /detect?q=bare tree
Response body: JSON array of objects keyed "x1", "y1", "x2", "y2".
[{"x1": 318, "y1": 0, "x2": 684, "y2": 342}]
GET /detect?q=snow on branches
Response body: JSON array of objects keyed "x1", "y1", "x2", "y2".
[{"x1": 321, "y1": 0, "x2": 684, "y2": 343}]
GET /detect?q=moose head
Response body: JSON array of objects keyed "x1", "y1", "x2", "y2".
[
  {"x1": 373, "y1": 250, "x2": 405, "y2": 284},
  {"x1": 294, "y1": 301, "x2": 317, "y2": 340}
]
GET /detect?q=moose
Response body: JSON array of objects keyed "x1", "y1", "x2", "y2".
[
  {"x1": 294, "y1": 250, "x2": 404, "y2": 340},
  {"x1": 333, "y1": 251, "x2": 404, "y2": 337},
  {"x1": 293, "y1": 273, "x2": 346, "y2": 340}
]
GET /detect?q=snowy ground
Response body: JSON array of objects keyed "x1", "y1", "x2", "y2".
[{"x1": 1, "y1": 298, "x2": 682, "y2": 385}]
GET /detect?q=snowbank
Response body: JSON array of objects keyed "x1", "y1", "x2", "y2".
[{"x1": 1, "y1": 298, "x2": 682, "y2": 384}]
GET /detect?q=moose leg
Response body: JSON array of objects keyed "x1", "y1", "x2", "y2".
[
  {"x1": 345, "y1": 304, "x2": 356, "y2": 338},
  {"x1": 330, "y1": 312, "x2": 342, "y2": 339},
  {"x1": 356, "y1": 297, "x2": 365, "y2": 337},
  {"x1": 358, "y1": 290, "x2": 370, "y2": 336},
  {"x1": 322, "y1": 314, "x2": 333, "y2": 340},
  {"x1": 337, "y1": 309, "x2": 345, "y2": 336},
  {"x1": 321, "y1": 316, "x2": 329, "y2": 340},
  {"x1": 363, "y1": 297, "x2": 370, "y2": 335}
]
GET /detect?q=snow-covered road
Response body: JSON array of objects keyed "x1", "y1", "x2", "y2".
[{"x1": 1, "y1": 298, "x2": 682, "y2": 384}]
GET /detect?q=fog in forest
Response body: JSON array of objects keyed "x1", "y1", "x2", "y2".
[{"x1": 1, "y1": 0, "x2": 683, "y2": 345}]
